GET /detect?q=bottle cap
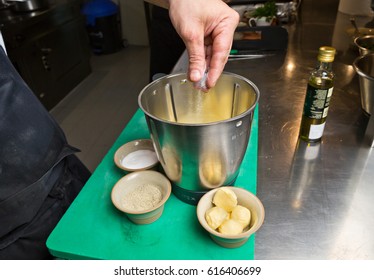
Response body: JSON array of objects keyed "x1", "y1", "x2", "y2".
[{"x1": 318, "y1": 46, "x2": 336, "y2": 62}]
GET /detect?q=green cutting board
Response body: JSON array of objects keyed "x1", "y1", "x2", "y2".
[{"x1": 47, "y1": 106, "x2": 258, "y2": 260}]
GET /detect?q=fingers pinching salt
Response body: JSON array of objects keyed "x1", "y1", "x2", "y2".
[{"x1": 193, "y1": 68, "x2": 209, "y2": 92}]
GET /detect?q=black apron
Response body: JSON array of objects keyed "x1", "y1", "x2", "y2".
[{"x1": 0, "y1": 46, "x2": 91, "y2": 259}]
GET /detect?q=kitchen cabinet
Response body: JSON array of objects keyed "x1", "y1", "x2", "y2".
[{"x1": 1, "y1": 0, "x2": 91, "y2": 110}]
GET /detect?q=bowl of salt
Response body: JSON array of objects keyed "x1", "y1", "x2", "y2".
[{"x1": 114, "y1": 139, "x2": 159, "y2": 172}]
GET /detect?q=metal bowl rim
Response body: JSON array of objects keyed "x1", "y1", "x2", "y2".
[
  {"x1": 353, "y1": 53, "x2": 374, "y2": 81},
  {"x1": 138, "y1": 72, "x2": 260, "y2": 127}
]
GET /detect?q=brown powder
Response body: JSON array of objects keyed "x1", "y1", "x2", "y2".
[{"x1": 122, "y1": 184, "x2": 162, "y2": 211}]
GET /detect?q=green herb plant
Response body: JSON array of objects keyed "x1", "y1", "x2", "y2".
[{"x1": 252, "y1": 1, "x2": 278, "y2": 22}]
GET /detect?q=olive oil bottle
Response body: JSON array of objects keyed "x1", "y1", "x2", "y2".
[{"x1": 299, "y1": 46, "x2": 336, "y2": 142}]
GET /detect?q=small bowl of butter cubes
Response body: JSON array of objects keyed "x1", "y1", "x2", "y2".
[{"x1": 196, "y1": 186, "x2": 265, "y2": 248}]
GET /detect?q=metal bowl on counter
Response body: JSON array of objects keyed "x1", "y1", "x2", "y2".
[
  {"x1": 138, "y1": 72, "x2": 259, "y2": 205},
  {"x1": 353, "y1": 53, "x2": 374, "y2": 116},
  {"x1": 354, "y1": 35, "x2": 374, "y2": 56},
  {"x1": 6, "y1": 0, "x2": 48, "y2": 12}
]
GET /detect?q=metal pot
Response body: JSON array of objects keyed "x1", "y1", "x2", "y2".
[
  {"x1": 354, "y1": 35, "x2": 374, "y2": 56},
  {"x1": 138, "y1": 72, "x2": 259, "y2": 204},
  {"x1": 6, "y1": 0, "x2": 48, "y2": 12},
  {"x1": 353, "y1": 53, "x2": 374, "y2": 115}
]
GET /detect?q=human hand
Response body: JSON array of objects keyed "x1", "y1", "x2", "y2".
[{"x1": 168, "y1": 0, "x2": 239, "y2": 89}]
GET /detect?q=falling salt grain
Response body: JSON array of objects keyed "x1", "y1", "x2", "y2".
[{"x1": 121, "y1": 149, "x2": 158, "y2": 169}]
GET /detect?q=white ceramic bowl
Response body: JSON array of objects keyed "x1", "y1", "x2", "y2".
[
  {"x1": 111, "y1": 170, "x2": 171, "y2": 224},
  {"x1": 197, "y1": 186, "x2": 265, "y2": 248}
]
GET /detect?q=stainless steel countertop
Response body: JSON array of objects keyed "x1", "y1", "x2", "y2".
[{"x1": 173, "y1": 0, "x2": 374, "y2": 259}]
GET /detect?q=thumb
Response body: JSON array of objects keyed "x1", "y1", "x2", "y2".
[{"x1": 184, "y1": 38, "x2": 206, "y2": 83}]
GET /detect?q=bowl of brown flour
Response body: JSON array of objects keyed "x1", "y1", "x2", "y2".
[{"x1": 111, "y1": 170, "x2": 172, "y2": 224}]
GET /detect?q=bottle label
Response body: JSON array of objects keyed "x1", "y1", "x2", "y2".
[
  {"x1": 303, "y1": 85, "x2": 333, "y2": 119},
  {"x1": 309, "y1": 123, "x2": 326, "y2": 140}
]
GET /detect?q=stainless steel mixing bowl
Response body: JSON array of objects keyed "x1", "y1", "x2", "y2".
[
  {"x1": 138, "y1": 72, "x2": 259, "y2": 204},
  {"x1": 354, "y1": 35, "x2": 374, "y2": 56},
  {"x1": 353, "y1": 53, "x2": 374, "y2": 115}
]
